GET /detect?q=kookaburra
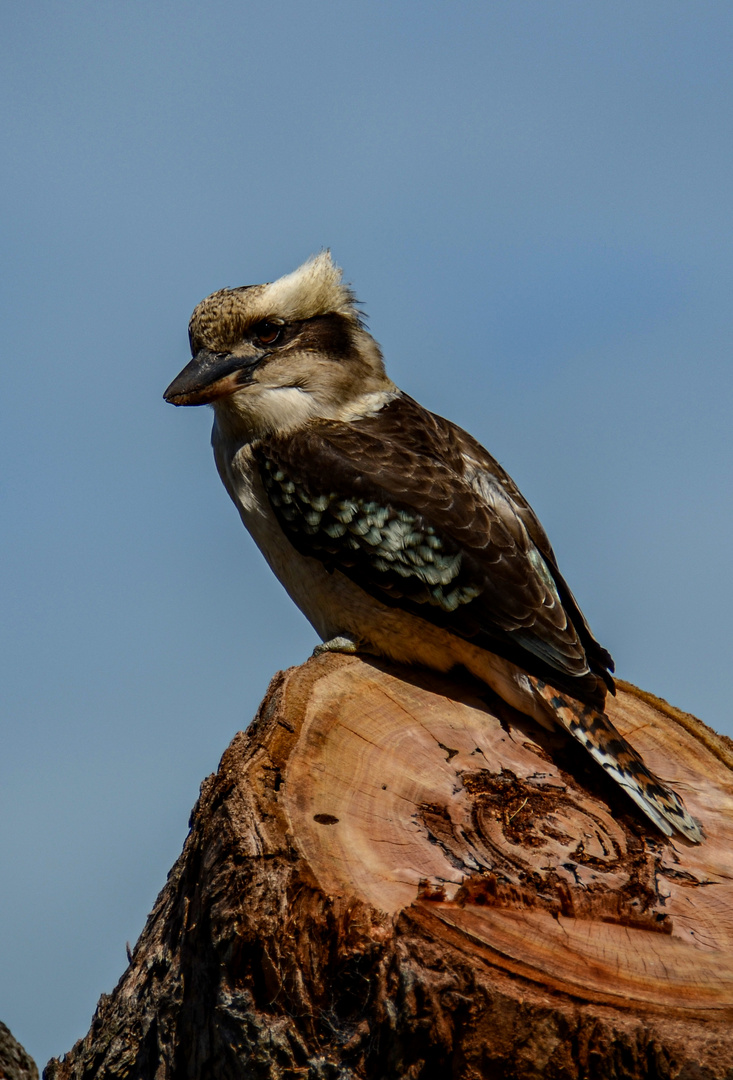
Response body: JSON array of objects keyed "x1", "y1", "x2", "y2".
[{"x1": 164, "y1": 252, "x2": 702, "y2": 843}]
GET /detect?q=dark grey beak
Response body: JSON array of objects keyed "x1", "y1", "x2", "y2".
[{"x1": 164, "y1": 349, "x2": 260, "y2": 406}]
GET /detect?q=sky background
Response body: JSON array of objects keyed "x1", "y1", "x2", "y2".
[{"x1": 2, "y1": 1, "x2": 732, "y2": 1068}]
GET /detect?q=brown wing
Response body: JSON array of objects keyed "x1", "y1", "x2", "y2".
[
  {"x1": 414, "y1": 398, "x2": 615, "y2": 687},
  {"x1": 255, "y1": 393, "x2": 614, "y2": 707}
]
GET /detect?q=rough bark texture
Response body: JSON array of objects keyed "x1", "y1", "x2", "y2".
[
  {"x1": 45, "y1": 655, "x2": 733, "y2": 1080},
  {"x1": 0, "y1": 1022, "x2": 38, "y2": 1080}
]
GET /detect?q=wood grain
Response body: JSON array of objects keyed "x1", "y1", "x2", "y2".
[
  {"x1": 284, "y1": 657, "x2": 733, "y2": 1011},
  {"x1": 46, "y1": 654, "x2": 733, "y2": 1079}
]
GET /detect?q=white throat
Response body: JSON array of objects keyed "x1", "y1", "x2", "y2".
[{"x1": 214, "y1": 385, "x2": 399, "y2": 444}]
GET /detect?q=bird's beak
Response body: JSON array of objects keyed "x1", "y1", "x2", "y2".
[{"x1": 164, "y1": 349, "x2": 261, "y2": 406}]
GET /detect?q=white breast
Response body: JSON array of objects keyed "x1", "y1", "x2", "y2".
[{"x1": 212, "y1": 426, "x2": 371, "y2": 642}]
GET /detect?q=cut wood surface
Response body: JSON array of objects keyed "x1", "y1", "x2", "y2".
[{"x1": 46, "y1": 655, "x2": 733, "y2": 1080}]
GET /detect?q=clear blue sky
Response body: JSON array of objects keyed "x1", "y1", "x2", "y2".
[{"x1": 2, "y1": 2, "x2": 732, "y2": 1068}]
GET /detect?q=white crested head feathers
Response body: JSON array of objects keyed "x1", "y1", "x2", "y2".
[{"x1": 188, "y1": 252, "x2": 359, "y2": 353}]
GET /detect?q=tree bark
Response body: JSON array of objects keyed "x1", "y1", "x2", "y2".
[
  {"x1": 45, "y1": 654, "x2": 733, "y2": 1080},
  {"x1": 0, "y1": 1022, "x2": 38, "y2": 1080}
]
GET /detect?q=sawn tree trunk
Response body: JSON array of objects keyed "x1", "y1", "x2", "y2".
[{"x1": 45, "y1": 654, "x2": 733, "y2": 1079}]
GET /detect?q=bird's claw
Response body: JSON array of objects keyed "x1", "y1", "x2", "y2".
[{"x1": 312, "y1": 634, "x2": 362, "y2": 657}]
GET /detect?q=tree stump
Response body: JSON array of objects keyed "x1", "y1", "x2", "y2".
[
  {"x1": 0, "y1": 1022, "x2": 38, "y2": 1080},
  {"x1": 45, "y1": 654, "x2": 733, "y2": 1080}
]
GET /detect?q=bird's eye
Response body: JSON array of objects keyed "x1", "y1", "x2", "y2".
[{"x1": 253, "y1": 320, "x2": 283, "y2": 346}]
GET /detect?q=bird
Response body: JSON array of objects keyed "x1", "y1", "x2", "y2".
[{"x1": 164, "y1": 252, "x2": 703, "y2": 844}]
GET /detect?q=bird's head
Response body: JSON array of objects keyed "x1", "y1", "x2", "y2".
[{"x1": 164, "y1": 252, "x2": 395, "y2": 438}]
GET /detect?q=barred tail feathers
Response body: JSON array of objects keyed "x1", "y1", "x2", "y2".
[{"x1": 530, "y1": 677, "x2": 704, "y2": 844}]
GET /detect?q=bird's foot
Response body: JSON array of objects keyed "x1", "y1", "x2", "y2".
[{"x1": 312, "y1": 633, "x2": 363, "y2": 657}]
